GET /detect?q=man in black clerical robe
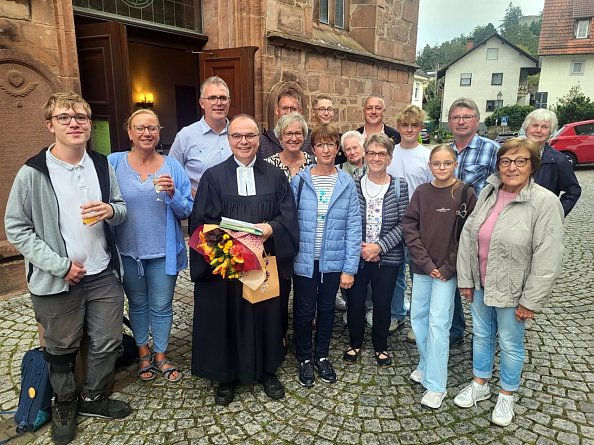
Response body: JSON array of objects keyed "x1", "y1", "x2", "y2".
[{"x1": 189, "y1": 114, "x2": 299, "y2": 405}]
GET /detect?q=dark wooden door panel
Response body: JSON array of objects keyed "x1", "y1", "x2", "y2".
[{"x1": 199, "y1": 47, "x2": 258, "y2": 118}]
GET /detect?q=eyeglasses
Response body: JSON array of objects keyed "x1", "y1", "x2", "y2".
[
  {"x1": 132, "y1": 125, "x2": 160, "y2": 134},
  {"x1": 201, "y1": 95, "x2": 230, "y2": 104},
  {"x1": 499, "y1": 157, "x2": 531, "y2": 167},
  {"x1": 314, "y1": 142, "x2": 337, "y2": 150},
  {"x1": 282, "y1": 131, "x2": 304, "y2": 139},
  {"x1": 229, "y1": 133, "x2": 259, "y2": 142},
  {"x1": 448, "y1": 115, "x2": 476, "y2": 123},
  {"x1": 52, "y1": 113, "x2": 90, "y2": 125},
  {"x1": 314, "y1": 107, "x2": 334, "y2": 114},
  {"x1": 366, "y1": 151, "x2": 389, "y2": 159},
  {"x1": 430, "y1": 161, "x2": 455, "y2": 168},
  {"x1": 279, "y1": 106, "x2": 300, "y2": 113}
]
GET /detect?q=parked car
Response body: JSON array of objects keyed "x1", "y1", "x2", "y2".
[
  {"x1": 494, "y1": 131, "x2": 519, "y2": 144},
  {"x1": 550, "y1": 119, "x2": 594, "y2": 168},
  {"x1": 420, "y1": 128, "x2": 430, "y2": 144}
]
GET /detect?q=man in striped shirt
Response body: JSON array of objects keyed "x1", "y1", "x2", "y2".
[{"x1": 448, "y1": 97, "x2": 499, "y2": 347}]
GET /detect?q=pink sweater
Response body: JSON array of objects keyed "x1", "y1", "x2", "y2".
[{"x1": 477, "y1": 189, "x2": 518, "y2": 286}]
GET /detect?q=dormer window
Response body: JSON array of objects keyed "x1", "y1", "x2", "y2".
[{"x1": 575, "y1": 19, "x2": 590, "y2": 38}]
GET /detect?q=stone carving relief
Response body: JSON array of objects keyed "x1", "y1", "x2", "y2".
[{"x1": 0, "y1": 66, "x2": 39, "y2": 107}]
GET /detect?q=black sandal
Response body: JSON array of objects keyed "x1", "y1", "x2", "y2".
[
  {"x1": 342, "y1": 347, "x2": 361, "y2": 364},
  {"x1": 374, "y1": 351, "x2": 392, "y2": 367}
]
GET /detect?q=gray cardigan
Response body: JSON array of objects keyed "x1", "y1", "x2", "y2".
[
  {"x1": 5, "y1": 148, "x2": 127, "y2": 296},
  {"x1": 456, "y1": 174, "x2": 564, "y2": 311}
]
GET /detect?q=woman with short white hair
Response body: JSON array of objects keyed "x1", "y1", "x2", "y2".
[
  {"x1": 339, "y1": 131, "x2": 367, "y2": 179},
  {"x1": 522, "y1": 109, "x2": 581, "y2": 216}
]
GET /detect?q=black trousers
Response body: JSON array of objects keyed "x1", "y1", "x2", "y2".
[{"x1": 346, "y1": 262, "x2": 398, "y2": 352}]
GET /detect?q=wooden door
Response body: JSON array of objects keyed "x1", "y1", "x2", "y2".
[
  {"x1": 76, "y1": 22, "x2": 132, "y2": 153},
  {"x1": 198, "y1": 47, "x2": 258, "y2": 118}
]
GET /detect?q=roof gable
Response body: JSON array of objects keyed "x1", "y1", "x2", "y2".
[{"x1": 539, "y1": 0, "x2": 594, "y2": 56}]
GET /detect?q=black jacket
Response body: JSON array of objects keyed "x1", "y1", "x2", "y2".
[{"x1": 356, "y1": 124, "x2": 401, "y2": 146}]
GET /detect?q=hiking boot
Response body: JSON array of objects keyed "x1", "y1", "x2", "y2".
[
  {"x1": 299, "y1": 360, "x2": 315, "y2": 387},
  {"x1": 78, "y1": 394, "x2": 131, "y2": 419},
  {"x1": 51, "y1": 399, "x2": 77, "y2": 445},
  {"x1": 314, "y1": 357, "x2": 337, "y2": 383}
]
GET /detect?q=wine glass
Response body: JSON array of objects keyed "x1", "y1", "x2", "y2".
[{"x1": 153, "y1": 174, "x2": 163, "y2": 201}]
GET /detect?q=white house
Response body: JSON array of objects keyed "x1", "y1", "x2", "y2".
[
  {"x1": 412, "y1": 69, "x2": 430, "y2": 108},
  {"x1": 437, "y1": 33, "x2": 539, "y2": 129},
  {"x1": 537, "y1": 0, "x2": 594, "y2": 107}
]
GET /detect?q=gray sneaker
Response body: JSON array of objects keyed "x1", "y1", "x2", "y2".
[{"x1": 454, "y1": 380, "x2": 491, "y2": 408}]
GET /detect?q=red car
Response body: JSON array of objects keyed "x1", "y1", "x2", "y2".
[{"x1": 549, "y1": 119, "x2": 594, "y2": 168}]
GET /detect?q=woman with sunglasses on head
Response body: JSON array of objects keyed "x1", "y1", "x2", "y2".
[
  {"x1": 455, "y1": 138, "x2": 564, "y2": 426},
  {"x1": 402, "y1": 145, "x2": 477, "y2": 409},
  {"x1": 108, "y1": 109, "x2": 193, "y2": 383}
]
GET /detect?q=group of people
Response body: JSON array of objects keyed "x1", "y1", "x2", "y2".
[{"x1": 4, "y1": 74, "x2": 581, "y2": 443}]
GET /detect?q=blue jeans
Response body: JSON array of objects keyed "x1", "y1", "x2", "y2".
[
  {"x1": 410, "y1": 274, "x2": 456, "y2": 393},
  {"x1": 390, "y1": 262, "x2": 408, "y2": 321},
  {"x1": 293, "y1": 261, "x2": 340, "y2": 362},
  {"x1": 471, "y1": 289, "x2": 526, "y2": 392},
  {"x1": 122, "y1": 256, "x2": 178, "y2": 353},
  {"x1": 449, "y1": 288, "x2": 466, "y2": 339}
]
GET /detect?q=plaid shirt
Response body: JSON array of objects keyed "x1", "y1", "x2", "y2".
[{"x1": 452, "y1": 134, "x2": 499, "y2": 195}]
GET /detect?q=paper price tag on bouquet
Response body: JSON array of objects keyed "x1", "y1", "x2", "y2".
[{"x1": 190, "y1": 223, "x2": 279, "y2": 303}]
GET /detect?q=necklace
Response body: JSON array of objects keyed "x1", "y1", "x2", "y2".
[{"x1": 364, "y1": 175, "x2": 389, "y2": 198}]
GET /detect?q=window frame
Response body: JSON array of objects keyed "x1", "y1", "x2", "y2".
[
  {"x1": 486, "y1": 48, "x2": 499, "y2": 60},
  {"x1": 491, "y1": 73, "x2": 503, "y2": 86},
  {"x1": 460, "y1": 73, "x2": 472, "y2": 86},
  {"x1": 316, "y1": 0, "x2": 348, "y2": 29},
  {"x1": 570, "y1": 60, "x2": 585, "y2": 75},
  {"x1": 575, "y1": 19, "x2": 590, "y2": 39}
]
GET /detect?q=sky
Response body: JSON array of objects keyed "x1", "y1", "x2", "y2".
[{"x1": 416, "y1": 0, "x2": 545, "y2": 52}]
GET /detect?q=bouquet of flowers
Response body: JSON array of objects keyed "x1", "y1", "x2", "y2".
[{"x1": 190, "y1": 225, "x2": 261, "y2": 279}]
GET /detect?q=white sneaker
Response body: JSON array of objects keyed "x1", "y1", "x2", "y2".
[
  {"x1": 365, "y1": 311, "x2": 373, "y2": 328},
  {"x1": 492, "y1": 393, "x2": 515, "y2": 426},
  {"x1": 335, "y1": 293, "x2": 347, "y2": 311},
  {"x1": 409, "y1": 369, "x2": 422, "y2": 383},
  {"x1": 453, "y1": 380, "x2": 491, "y2": 408},
  {"x1": 421, "y1": 390, "x2": 447, "y2": 409}
]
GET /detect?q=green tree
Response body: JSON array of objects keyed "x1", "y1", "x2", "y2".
[
  {"x1": 550, "y1": 85, "x2": 594, "y2": 126},
  {"x1": 484, "y1": 105, "x2": 534, "y2": 130},
  {"x1": 472, "y1": 23, "x2": 497, "y2": 43},
  {"x1": 422, "y1": 78, "x2": 443, "y2": 128},
  {"x1": 499, "y1": 2, "x2": 541, "y2": 56}
]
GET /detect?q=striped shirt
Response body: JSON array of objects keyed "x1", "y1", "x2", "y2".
[
  {"x1": 452, "y1": 134, "x2": 499, "y2": 195},
  {"x1": 311, "y1": 173, "x2": 338, "y2": 259}
]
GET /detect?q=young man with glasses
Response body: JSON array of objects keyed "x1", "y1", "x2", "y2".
[
  {"x1": 447, "y1": 97, "x2": 499, "y2": 348},
  {"x1": 258, "y1": 87, "x2": 313, "y2": 158},
  {"x1": 5, "y1": 91, "x2": 130, "y2": 444},
  {"x1": 312, "y1": 95, "x2": 335, "y2": 125},
  {"x1": 169, "y1": 76, "x2": 232, "y2": 197}
]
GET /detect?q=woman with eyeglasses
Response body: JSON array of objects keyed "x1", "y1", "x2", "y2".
[
  {"x1": 402, "y1": 145, "x2": 476, "y2": 409},
  {"x1": 455, "y1": 138, "x2": 564, "y2": 426},
  {"x1": 290, "y1": 124, "x2": 361, "y2": 387},
  {"x1": 108, "y1": 109, "x2": 193, "y2": 383},
  {"x1": 343, "y1": 133, "x2": 408, "y2": 369},
  {"x1": 265, "y1": 113, "x2": 315, "y2": 180}
]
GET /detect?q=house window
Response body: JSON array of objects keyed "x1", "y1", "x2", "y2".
[
  {"x1": 486, "y1": 100, "x2": 503, "y2": 112},
  {"x1": 491, "y1": 73, "x2": 503, "y2": 85},
  {"x1": 318, "y1": 0, "x2": 347, "y2": 28},
  {"x1": 486, "y1": 48, "x2": 499, "y2": 60},
  {"x1": 414, "y1": 82, "x2": 420, "y2": 99},
  {"x1": 460, "y1": 73, "x2": 472, "y2": 86},
  {"x1": 535, "y1": 92, "x2": 548, "y2": 109},
  {"x1": 571, "y1": 60, "x2": 585, "y2": 75},
  {"x1": 575, "y1": 19, "x2": 590, "y2": 38}
]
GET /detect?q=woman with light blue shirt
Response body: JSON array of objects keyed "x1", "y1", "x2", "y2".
[{"x1": 108, "y1": 109, "x2": 193, "y2": 383}]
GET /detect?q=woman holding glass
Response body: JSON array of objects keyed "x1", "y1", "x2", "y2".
[
  {"x1": 108, "y1": 109, "x2": 193, "y2": 382},
  {"x1": 455, "y1": 138, "x2": 563, "y2": 426},
  {"x1": 291, "y1": 124, "x2": 361, "y2": 387}
]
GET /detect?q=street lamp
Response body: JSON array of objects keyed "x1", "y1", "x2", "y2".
[{"x1": 497, "y1": 91, "x2": 503, "y2": 109}]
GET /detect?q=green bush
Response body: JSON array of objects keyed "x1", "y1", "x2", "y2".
[
  {"x1": 551, "y1": 86, "x2": 594, "y2": 126},
  {"x1": 484, "y1": 105, "x2": 534, "y2": 130}
]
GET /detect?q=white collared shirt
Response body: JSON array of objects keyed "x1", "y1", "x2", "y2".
[{"x1": 234, "y1": 156, "x2": 257, "y2": 196}]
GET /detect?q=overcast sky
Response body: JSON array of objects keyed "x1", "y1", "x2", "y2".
[{"x1": 417, "y1": 0, "x2": 545, "y2": 52}]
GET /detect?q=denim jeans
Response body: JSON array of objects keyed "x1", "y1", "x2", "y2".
[
  {"x1": 31, "y1": 269, "x2": 124, "y2": 399},
  {"x1": 293, "y1": 261, "x2": 340, "y2": 362},
  {"x1": 449, "y1": 288, "x2": 466, "y2": 339},
  {"x1": 390, "y1": 262, "x2": 408, "y2": 321},
  {"x1": 410, "y1": 273, "x2": 456, "y2": 393},
  {"x1": 471, "y1": 289, "x2": 526, "y2": 392},
  {"x1": 122, "y1": 256, "x2": 177, "y2": 353},
  {"x1": 346, "y1": 262, "x2": 398, "y2": 352}
]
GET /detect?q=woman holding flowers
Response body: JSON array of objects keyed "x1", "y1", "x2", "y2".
[
  {"x1": 108, "y1": 109, "x2": 193, "y2": 382},
  {"x1": 189, "y1": 114, "x2": 299, "y2": 406}
]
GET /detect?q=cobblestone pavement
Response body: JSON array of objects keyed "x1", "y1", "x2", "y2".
[{"x1": 1, "y1": 169, "x2": 593, "y2": 445}]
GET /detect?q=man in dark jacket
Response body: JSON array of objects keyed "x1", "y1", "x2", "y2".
[
  {"x1": 356, "y1": 95, "x2": 401, "y2": 145},
  {"x1": 5, "y1": 92, "x2": 130, "y2": 444}
]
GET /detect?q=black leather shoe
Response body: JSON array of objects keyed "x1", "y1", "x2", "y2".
[
  {"x1": 215, "y1": 380, "x2": 239, "y2": 406},
  {"x1": 259, "y1": 373, "x2": 285, "y2": 400}
]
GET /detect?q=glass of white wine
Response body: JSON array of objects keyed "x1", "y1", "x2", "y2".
[{"x1": 153, "y1": 174, "x2": 163, "y2": 201}]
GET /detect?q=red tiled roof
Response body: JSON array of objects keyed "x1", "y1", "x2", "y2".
[{"x1": 539, "y1": 0, "x2": 594, "y2": 55}]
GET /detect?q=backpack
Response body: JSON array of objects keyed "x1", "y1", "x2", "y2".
[
  {"x1": 115, "y1": 317, "x2": 139, "y2": 370},
  {"x1": 1, "y1": 347, "x2": 53, "y2": 442}
]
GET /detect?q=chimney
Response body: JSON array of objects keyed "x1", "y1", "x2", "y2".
[{"x1": 466, "y1": 38, "x2": 474, "y2": 52}]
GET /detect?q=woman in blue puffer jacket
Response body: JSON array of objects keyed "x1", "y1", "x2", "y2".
[{"x1": 290, "y1": 124, "x2": 361, "y2": 388}]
